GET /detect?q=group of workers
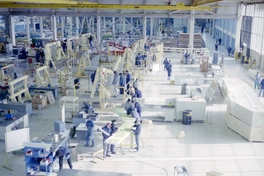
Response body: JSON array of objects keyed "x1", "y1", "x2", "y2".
[
  {"x1": 135, "y1": 53, "x2": 147, "y2": 67},
  {"x1": 163, "y1": 58, "x2": 172, "y2": 80},
  {"x1": 85, "y1": 116, "x2": 141, "y2": 158}
]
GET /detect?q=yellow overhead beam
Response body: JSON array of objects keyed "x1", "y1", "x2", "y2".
[
  {"x1": 192, "y1": 0, "x2": 223, "y2": 6},
  {"x1": 0, "y1": 2, "x2": 213, "y2": 11},
  {"x1": 0, "y1": 0, "x2": 98, "y2": 4}
]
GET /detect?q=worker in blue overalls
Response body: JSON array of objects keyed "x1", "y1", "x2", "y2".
[
  {"x1": 110, "y1": 119, "x2": 118, "y2": 154},
  {"x1": 85, "y1": 116, "x2": 94, "y2": 147},
  {"x1": 101, "y1": 123, "x2": 112, "y2": 158},
  {"x1": 54, "y1": 146, "x2": 73, "y2": 171}
]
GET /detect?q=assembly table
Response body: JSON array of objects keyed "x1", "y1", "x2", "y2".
[
  {"x1": 143, "y1": 104, "x2": 175, "y2": 122},
  {"x1": 0, "y1": 101, "x2": 32, "y2": 114},
  {"x1": 0, "y1": 113, "x2": 29, "y2": 140}
]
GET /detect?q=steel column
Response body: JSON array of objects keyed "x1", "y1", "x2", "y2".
[
  {"x1": 143, "y1": 16, "x2": 146, "y2": 40},
  {"x1": 97, "y1": 16, "x2": 101, "y2": 45},
  {"x1": 26, "y1": 16, "x2": 30, "y2": 45},
  {"x1": 40, "y1": 17, "x2": 44, "y2": 38},
  {"x1": 150, "y1": 17, "x2": 153, "y2": 38},
  {"x1": 10, "y1": 15, "x2": 16, "y2": 46},
  {"x1": 52, "y1": 15, "x2": 57, "y2": 40},
  {"x1": 235, "y1": 4, "x2": 242, "y2": 53},
  {"x1": 112, "y1": 17, "x2": 115, "y2": 38},
  {"x1": 189, "y1": 11, "x2": 195, "y2": 50},
  {"x1": 75, "y1": 16, "x2": 79, "y2": 36}
]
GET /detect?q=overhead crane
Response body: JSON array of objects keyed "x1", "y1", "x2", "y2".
[
  {"x1": 0, "y1": 2, "x2": 216, "y2": 11},
  {"x1": 191, "y1": 0, "x2": 223, "y2": 6}
]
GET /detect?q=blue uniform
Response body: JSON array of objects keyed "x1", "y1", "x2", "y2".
[
  {"x1": 119, "y1": 75, "x2": 126, "y2": 94},
  {"x1": 54, "y1": 146, "x2": 72, "y2": 171},
  {"x1": 102, "y1": 125, "x2": 112, "y2": 157},
  {"x1": 134, "y1": 89, "x2": 142, "y2": 98},
  {"x1": 132, "y1": 124, "x2": 141, "y2": 151},
  {"x1": 134, "y1": 102, "x2": 142, "y2": 117},
  {"x1": 85, "y1": 119, "x2": 94, "y2": 147},
  {"x1": 258, "y1": 79, "x2": 264, "y2": 97},
  {"x1": 110, "y1": 122, "x2": 118, "y2": 153}
]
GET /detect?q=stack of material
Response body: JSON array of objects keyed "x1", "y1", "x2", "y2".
[
  {"x1": 222, "y1": 78, "x2": 264, "y2": 142},
  {"x1": 46, "y1": 91, "x2": 55, "y2": 105},
  {"x1": 178, "y1": 33, "x2": 202, "y2": 48},
  {"x1": 32, "y1": 94, "x2": 47, "y2": 109}
]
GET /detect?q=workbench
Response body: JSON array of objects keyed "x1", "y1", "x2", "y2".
[
  {"x1": 175, "y1": 98, "x2": 206, "y2": 123},
  {"x1": 0, "y1": 101, "x2": 32, "y2": 114},
  {"x1": 104, "y1": 107, "x2": 134, "y2": 146},
  {"x1": 28, "y1": 86, "x2": 59, "y2": 99},
  {"x1": 0, "y1": 113, "x2": 29, "y2": 140},
  {"x1": 23, "y1": 130, "x2": 69, "y2": 175},
  {"x1": 174, "y1": 73, "x2": 204, "y2": 85},
  {"x1": 143, "y1": 104, "x2": 175, "y2": 122}
]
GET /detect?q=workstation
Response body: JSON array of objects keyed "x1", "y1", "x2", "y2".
[{"x1": 0, "y1": 1, "x2": 263, "y2": 176}]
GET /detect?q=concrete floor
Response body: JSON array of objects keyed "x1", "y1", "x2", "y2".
[{"x1": 0, "y1": 33, "x2": 264, "y2": 176}]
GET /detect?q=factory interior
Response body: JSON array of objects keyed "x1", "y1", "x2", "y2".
[{"x1": 0, "y1": 0, "x2": 264, "y2": 176}]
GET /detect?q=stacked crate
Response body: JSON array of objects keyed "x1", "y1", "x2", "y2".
[
  {"x1": 32, "y1": 94, "x2": 48, "y2": 109},
  {"x1": 178, "y1": 33, "x2": 202, "y2": 48}
]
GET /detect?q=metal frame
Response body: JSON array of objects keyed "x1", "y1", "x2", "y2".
[
  {"x1": 44, "y1": 41, "x2": 66, "y2": 69},
  {"x1": 90, "y1": 66, "x2": 116, "y2": 111},
  {"x1": 75, "y1": 51, "x2": 91, "y2": 78},
  {"x1": 35, "y1": 66, "x2": 53, "y2": 86},
  {"x1": 0, "y1": 64, "x2": 14, "y2": 84},
  {"x1": 8, "y1": 75, "x2": 31, "y2": 102}
]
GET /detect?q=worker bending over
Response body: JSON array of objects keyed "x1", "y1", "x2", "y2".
[{"x1": 54, "y1": 146, "x2": 73, "y2": 171}]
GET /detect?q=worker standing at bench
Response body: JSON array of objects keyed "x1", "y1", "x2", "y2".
[
  {"x1": 132, "y1": 120, "x2": 142, "y2": 151},
  {"x1": 110, "y1": 119, "x2": 118, "y2": 154},
  {"x1": 102, "y1": 123, "x2": 112, "y2": 158}
]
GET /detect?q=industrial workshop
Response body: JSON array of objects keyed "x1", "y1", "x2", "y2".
[{"x1": 0, "y1": 0, "x2": 264, "y2": 175}]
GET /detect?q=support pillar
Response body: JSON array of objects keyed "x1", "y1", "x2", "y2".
[
  {"x1": 61, "y1": 17, "x2": 64, "y2": 38},
  {"x1": 123, "y1": 18, "x2": 126, "y2": 34},
  {"x1": 103, "y1": 17, "x2": 106, "y2": 29},
  {"x1": 97, "y1": 16, "x2": 101, "y2": 46},
  {"x1": 211, "y1": 19, "x2": 215, "y2": 37},
  {"x1": 150, "y1": 17, "x2": 153, "y2": 39},
  {"x1": 40, "y1": 17, "x2": 44, "y2": 38},
  {"x1": 143, "y1": 16, "x2": 147, "y2": 40},
  {"x1": 75, "y1": 16, "x2": 79, "y2": 36},
  {"x1": 189, "y1": 10, "x2": 195, "y2": 50},
  {"x1": 229, "y1": 19, "x2": 234, "y2": 47},
  {"x1": 112, "y1": 17, "x2": 115, "y2": 38},
  {"x1": 52, "y1": 15, "x2": 57, "y2": 40},
  {"x1": 10, "y1": 15, "x2": 16, "y2": 46},
  {"x1": 235, "y1": 4, "x2": 242, "y2": 53},
  {"x1": 69, "y1": 17, "x2": 73, "y2": 36},
  {"x1": 91, "y1": 17, "x2": 95, "y2": 33},
  {"x1": 26, "y1": 17, "x2": 30, "y2": 45}
]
